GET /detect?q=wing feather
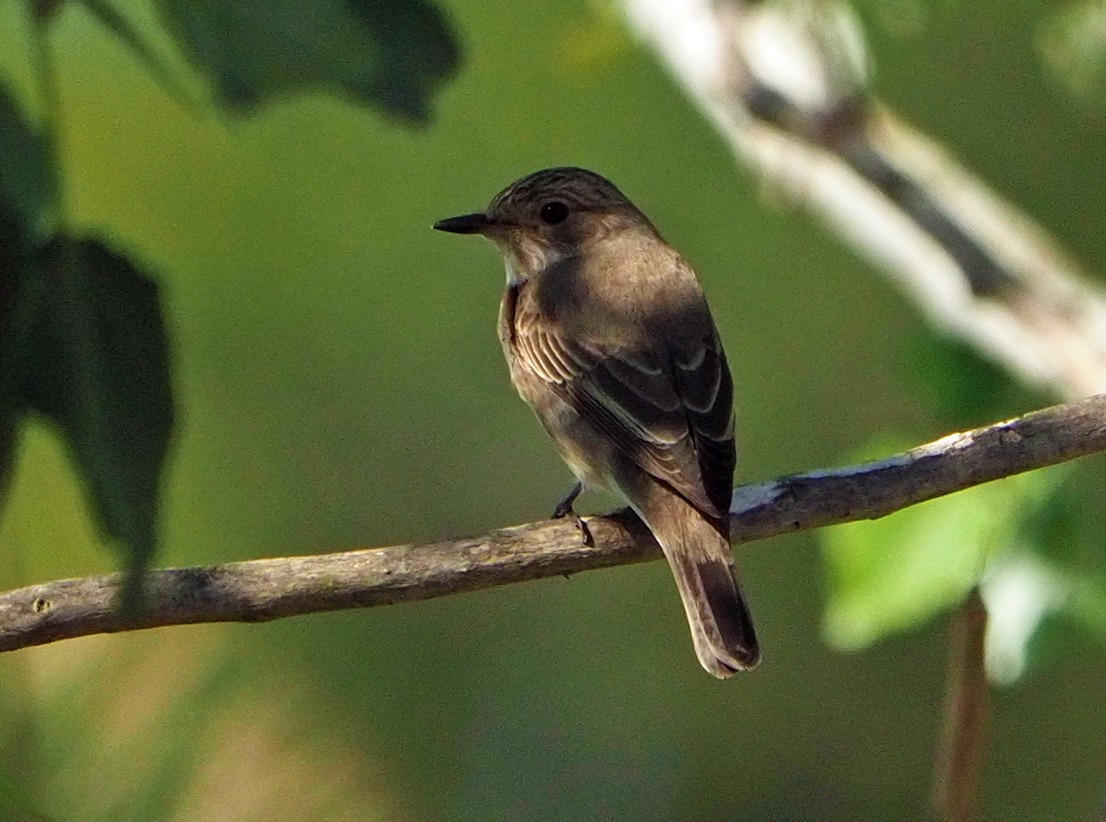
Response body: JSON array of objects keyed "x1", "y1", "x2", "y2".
[{"x1": 513, "y1": 299, "x2": 736, "y2": 519}]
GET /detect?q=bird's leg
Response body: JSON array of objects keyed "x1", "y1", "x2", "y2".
[
  {"x1": 551, "y1": 481, "x2": 593, "y2": 547},
  {"x1": 552, "y1": 481, "x2": 583, "y2": 518}
]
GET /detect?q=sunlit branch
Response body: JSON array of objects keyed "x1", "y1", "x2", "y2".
[
  {"x1": 0, "y1": 394, "x2": 1103, "y2": 653},
  {"x1": 621, "y1": 0, "x2": 1106, "y2": 397}
]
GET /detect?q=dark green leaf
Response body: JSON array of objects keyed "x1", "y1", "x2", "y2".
[
  {"x1": 22, "y1": 238, "x2": 174, "y2": 604},
  {"x1": 0, "y1": 208, "x2": 30, "y2": 506},
  {"x1": 0, "y1": 80, "x2": 59, "y2": 234},
  {"x1": 1019, "y1": 458, "x2": 1106, "y2": 569},
  {"x1": 153, "y1": 0, "x2": 462, "y2": 123},
  {"x1": 31, "y1": 0, "x2": 65, "y2": 24}
]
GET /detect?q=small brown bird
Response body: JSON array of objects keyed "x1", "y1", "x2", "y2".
[{"x1": 434, "y1": 167, "x2": 759, "y2": 677}]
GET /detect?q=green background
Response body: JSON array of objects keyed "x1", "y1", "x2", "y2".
[{"x1": 1, "y1": 1, "x2": 1104, "y2": 819}]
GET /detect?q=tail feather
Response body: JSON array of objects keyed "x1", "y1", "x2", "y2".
[{"x1": 633, "y1": 482, "x2": 759, "y2": 678}]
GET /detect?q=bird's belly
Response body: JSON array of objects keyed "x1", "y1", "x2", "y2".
[{"x1": 507, "y1": 360, "x2": 617, "y2": 492}]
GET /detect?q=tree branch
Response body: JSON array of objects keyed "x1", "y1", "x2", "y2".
[
  {"x1": 0, "y1": 394, "x2": 1103, "y2": 653},
  {"x1": 621, "y1": 0, "x2": 1106, "y2": 397}
]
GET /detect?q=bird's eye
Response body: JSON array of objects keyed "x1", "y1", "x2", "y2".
[{"x1": 539, "y1": 201, "x2": 569, "y2": 224}]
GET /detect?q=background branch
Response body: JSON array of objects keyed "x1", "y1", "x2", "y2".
[
  {"x1": 1, "y1": 394, "x2": 1103, "y2": 654},
  {"x1": 934, "y1": 588, "x2": 990, "y2": 822},
  {"x1": 616, "y1": 4, "x2": 1106, "y2": 816},
  {"x1": 621, "y1": 0, "x2": 1106, "y2": 397}
]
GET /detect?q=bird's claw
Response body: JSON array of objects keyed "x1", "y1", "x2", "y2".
[
  {"x1": 556, "y1": 507, "x2": 594, "y2": 547},
  {"x1": 552, "y1": 482, "x2": 592, "y2": 546}
]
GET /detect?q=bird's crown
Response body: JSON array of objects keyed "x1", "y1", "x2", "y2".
[{"x1": 488, "y1": 167, "x2": 634, "y2": 216}]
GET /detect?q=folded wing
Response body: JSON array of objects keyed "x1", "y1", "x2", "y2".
[{"x1": 512, "y1": 295, "x2": 736, "y2": 520}]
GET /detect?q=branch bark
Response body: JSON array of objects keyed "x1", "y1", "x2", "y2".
[{"x1": 1, "y1": 394, "x2": 1104, "y2": 653}]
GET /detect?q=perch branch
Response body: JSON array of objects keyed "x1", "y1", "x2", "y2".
[{"x1": 0, "y1": 394, "x2": 1103, "y2": 653}]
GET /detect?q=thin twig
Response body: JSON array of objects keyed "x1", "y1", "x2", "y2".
[
  {"x1": 934, "y1": 589, "x2": 990, "y2": 822},
  {"x1": 0, "y1": 394, "x2": 1103, "y2": 653}
]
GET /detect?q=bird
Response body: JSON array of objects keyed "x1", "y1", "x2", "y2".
[{"x1": 433, "y1": 167, "x2": 759, "y2": 677}]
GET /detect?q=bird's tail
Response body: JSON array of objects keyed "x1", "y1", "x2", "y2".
[{"x1": 634, "y1": 481, "x2": 760, "y2": 678}]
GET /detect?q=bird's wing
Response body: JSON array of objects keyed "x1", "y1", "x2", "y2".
[{"x1": 512, "y1": 294, "x2": 735, "y2": 519}]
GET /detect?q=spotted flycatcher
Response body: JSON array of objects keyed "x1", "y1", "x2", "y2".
[{"x1": 434, "y1": 167, "x2": 759, "y2": 677}]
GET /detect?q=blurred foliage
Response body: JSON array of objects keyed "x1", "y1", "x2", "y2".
[
  {"x1": 904, "y1": 334, "x2": 1041, "y2": 431},
  {"x1": 19, "y1": 237, "x2": 173, "y2": 605},
  {"x1": 76, "y1": 0, "x2": 194, "y2": 108},
  {"x1": 819, "y1": 330, "x2": 1106, "y2": 686},
  {"x1": 0, "y1": 81, "x2": 56, "y2": 232},
  {"x1": 0, "y1": 49, "x2": 174, "y2": 593},
  {"x1": 821, "y1": 444, "x2": 1068, "y2": 676},
  {"x1": 1039, "y1": 0, "x2": 1106, "y2": 113},
  {"x1": 153, "y1": 0, "x2": 460, "y2": 122},
  {"x1": 0, "y1": 0, "x2": 1104, "y2": 820},
  {"x1": 0, "y1": 0, "x2": 460, "y2": 594}
]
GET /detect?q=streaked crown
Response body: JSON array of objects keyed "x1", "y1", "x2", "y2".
[
  {"x1": 486, "y1": 167, "x2": 657, "y2": 235},
  {"x1": 490, "y1": 167, "x2": 632, "y2": 213}
]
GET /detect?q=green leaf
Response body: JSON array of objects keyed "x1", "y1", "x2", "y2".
[
  {"x1": 978, "y1": 553, "x2": 1070, "y2": 684},
  {"x1": 1039, "y1": 1, "x2": 1106, "y2": 111},
  {"x1": 821, "y1": 460, "x2": 1062, "y2": 653},
  {"x1": 153, "y1": 0, "x2": 462, "y2": 123},
  {"x1": 0, "y1": 80, "x2": 59, "y2": 235},
  {"x1": 992, "y1": 458, "x2": 1106, "y2": 679},
  {"x1": 77, "y1": 0, "x2": 195, "y2": 110},
  {"x1": 20, "y1": 237, "x2": 174, "y2": 604}
]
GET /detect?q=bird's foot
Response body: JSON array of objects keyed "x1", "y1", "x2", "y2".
[
  {"x1": 551, "y1": 482, "x2": 583, "y2": 519},
  {"x1": 552, "y1": 482, "x2": 593, "y2": 547}
]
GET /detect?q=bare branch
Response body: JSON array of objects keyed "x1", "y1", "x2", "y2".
[
  {"x1": 0, "y1": 394, "x2": 1104, "y2": 653},
  {"x1": 621, "y1": 0, "x2": 1106, "y2": 397}
]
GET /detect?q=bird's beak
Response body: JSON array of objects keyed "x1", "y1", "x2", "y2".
[{"x1": 433, "y1": 212, "x2": 493, "y2": 234}]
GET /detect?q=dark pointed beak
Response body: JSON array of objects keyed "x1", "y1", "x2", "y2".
[{"x1": 433, "y1": 212, "x2": 492, "y2": 234}]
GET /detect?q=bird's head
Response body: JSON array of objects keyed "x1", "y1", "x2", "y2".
[{"x1": 434, "y1": 167, "x2": 657, "y2": 282}]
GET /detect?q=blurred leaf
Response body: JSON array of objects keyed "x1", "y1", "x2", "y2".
[
  {"x1": 30, "y1": 0, "x2": 65, "y2": 24},
  {"x1": 0, "y1": 209, "x2": 29, "y2": 510},
  {"x1": 1020, "y1": 457, "x2": 1106, "y2": 571},
  {"x1": 1023, "y1": 607, "x2": 1103, "y2": 674},
  {"x1": 989, "y1": 458, "x2": 1106, "y2": 679},
  {"x1": 0, "y1": 80, "x2": 59, "y2": 235},
  {"x1": 152, "y1": 0, "x2": 462, "y2": 123},
  {"x1": 21, "y1": 237, "x2": 174, "y2": 601},
  {"x1": 0, "y1": 768, "x2": 52, "y2": 822},
  {"x1": 0, "y1": 630, "x2": 400, "y2": 820},
  {"x1": 1039, "y1": 1, "x2": 1106, "y2": 111},
  {"x1": 979, "y1": 553, "x2": 1069, "y2": 684},
  {"x1": 821, "y1": 455, "x2": 1061, "y2": 653},
  {"x1": 78, "y1": 0, "x2": 195, "y2": 110},
  {"x1": 823, "y1": 440, "x2": 1106, "y2": 685}
]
